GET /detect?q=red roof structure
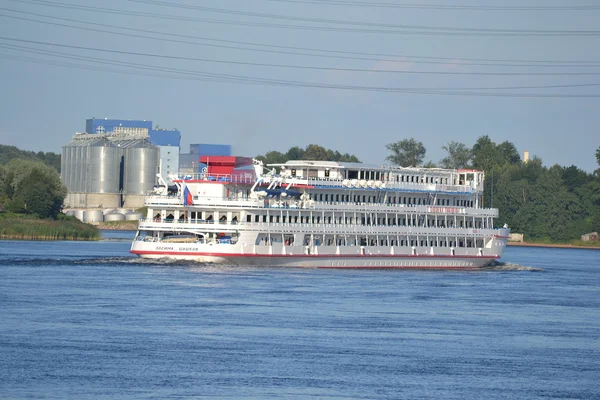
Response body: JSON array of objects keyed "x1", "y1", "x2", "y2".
[{"x1": 199, "y1": 156, "x2": 253, "y2": 175}]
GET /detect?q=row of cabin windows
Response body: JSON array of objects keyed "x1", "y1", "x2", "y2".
[
  {"x1": 263, "y1": 237, "x2": 483, "y2": 248},
  {"x1": 246, "y1": 214, "x2": 487, "y2": 228},
  {"x1": 308, "y1": 193, "x2": 474, "y2": 207},
  {"x1": 346, "y1": 171, "x2": 451, "y2": 184}
]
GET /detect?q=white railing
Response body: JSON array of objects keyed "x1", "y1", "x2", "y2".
[{"x1": 137, "y1": 219, "x2": 499, "y2": 234}]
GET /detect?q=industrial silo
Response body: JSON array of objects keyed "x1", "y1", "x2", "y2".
[
  {"x1": 73, "y1": 209, "x2": 84, "y2": 221},
  {"x1": 83, "y1": 210, "x2": 104, "y2": 223},
  {"x1": 62, "y1": 135, "x2": 121, "y2": 194},
  {"x1": 125, "y1": 211, "x2": 144, "y2": 221},
  {"x1": 104, "y1": 212, "x2": 125, "y2": 222},
  {"x1": 119, "y1": 139, "x2": 159, "y2": 195},
  {"x1": 87, "y1": 140, "x2": 122, "y2": 194}
]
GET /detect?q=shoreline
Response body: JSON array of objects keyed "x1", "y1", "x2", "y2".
[{"x1": 507, "y1": 242, "x2": 600, "y2": 250}]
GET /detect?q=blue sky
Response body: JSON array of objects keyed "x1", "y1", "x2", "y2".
[{"x1": 0, "y1": 0, "x2": 599, "y2": 171}]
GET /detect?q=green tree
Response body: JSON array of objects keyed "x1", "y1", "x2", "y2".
[
  {"x1": 497, "y1": 141, "x2": 521, "y2": 165},
  {"x1": 472, "y1": 135, "x2": 501, "y2": 172},
  {"x1": 0, "y1": 144, "x2": 61, "y2": 172},
  {"x1": 286, "y1": 146, "x2": 305, "y2": 160},
  {"x1": 302, "y1": 144, "x2": 329, "y2": 161},
  {"x1": 254, "y1": 150, "x2": 287, "y2": 167},
  {"x1": 0, "y1": 159, "x2": 67, "y2": 218},
  {"x1": 561, "y1": 165, "x2": 592, "y2": 193},
  {"x1": 385, "y1": 139, "x2": 426, "y2": 167},
  {"x1": 256, "y1": 145, "x2": 360, "y2": 165},
  {"x1": 596, "y1": 146, "x2": 600, "y2": 166},
  {"x1": 439, "y1": 141, "x2": 472, "y2": 169}
]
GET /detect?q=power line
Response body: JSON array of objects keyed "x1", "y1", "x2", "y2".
[
  {"x1": 4, "y1": 7, "x2": 600, "y2": 66},
  {"x1": 1, "y1": 34, "x2": 600, "y2": 77},
  {"x1": 8, "y1": 0, "x2": 600, "y2": 36},
  {"x1": 129, "y1": 0, "x2": 600, "y2": 35},
  {"x1": 2, "y1": 41, "x2": 600, "y2": 97},
  {"x1": 267, "y1": 0, "x2": 600, "y2": 11}
]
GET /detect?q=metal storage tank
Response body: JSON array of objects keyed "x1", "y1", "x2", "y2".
[
  {"x1": 83, "y1": 210, "x2": 104, "y2": 223},
  {"x1": 118, "y1": 139, "x2": 159, "y2": 195},
  {"x1": 62, "y1": 135, "x2": 122, "y2": 193},
  {"x1": 73, "y1": 209, "x2": 85, "y2": 221},
  {"x1": 104, "y1": 212, "x2": 125, "y2": 222},
  {"x1": 125, "y1": 211, "x2": 144, "y2": 221}
]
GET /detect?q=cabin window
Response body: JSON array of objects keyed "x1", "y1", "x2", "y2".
[
  {"x1": 291, "y1": 169, "x2": 296, "y2": 177},
  {"x1": 262, "y1": 215, "x2": 267, "y2": 223},
  {"x1": 247, "y1": 215, "x2": 252, "y2": 222},
  {"x1": 325, "y1": 169, "x2": 330, "y2": 178}
]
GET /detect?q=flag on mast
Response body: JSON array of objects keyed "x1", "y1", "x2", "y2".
[{"x1": 182, "y1": 181, "x2": 193, "y2": 206}]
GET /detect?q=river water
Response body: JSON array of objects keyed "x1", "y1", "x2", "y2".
[{"x1": 1, "y1": 231, "x2": 599, "y2": 399}]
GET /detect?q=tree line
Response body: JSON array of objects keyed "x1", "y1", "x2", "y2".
[
  {"x1": 2, "y1": 140, "x2": 599, "y2": 242},
  {"x1": 0, "y1": 145, "x2": 61, "y2": 172},
  {"x1": 384, "y1": 137, "x2": 600, "y2": 242}
]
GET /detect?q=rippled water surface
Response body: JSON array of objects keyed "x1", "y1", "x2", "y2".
[{"x1": 1, "y1": 231, "x2": 599, "y2": 399}]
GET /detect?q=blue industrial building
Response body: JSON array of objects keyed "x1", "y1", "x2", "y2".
[
  {"x1": 85, "y1": 118, "x2": 181, "y2": 147},
  {"x1": 84, "y1": 118, "x2": 232, "y2": 176}
]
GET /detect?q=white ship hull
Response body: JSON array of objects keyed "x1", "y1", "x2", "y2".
[{"x1": 130, "y1": 241, "x2": 502, "y2": 269}]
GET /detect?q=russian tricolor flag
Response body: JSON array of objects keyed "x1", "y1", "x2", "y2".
[{"x1": 183, "y1": 183, "x2": 193, "y2": 206}]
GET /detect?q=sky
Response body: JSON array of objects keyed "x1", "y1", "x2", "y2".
[{"x1": 0, "y1": 0, "x2": 599, "y2": 172}]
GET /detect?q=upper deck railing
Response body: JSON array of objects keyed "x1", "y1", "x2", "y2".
[{"x1": 143, "y1": 195, "x2": 498, "y2": 217}]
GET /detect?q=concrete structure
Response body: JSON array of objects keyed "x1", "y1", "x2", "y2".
[{"x1": 523, "y1": 150, "x2": 530, "y2": 163}]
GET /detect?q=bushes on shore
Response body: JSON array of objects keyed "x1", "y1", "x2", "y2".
[{"x1": 0, "y1": 214, "x2": 100, "y2": 240}]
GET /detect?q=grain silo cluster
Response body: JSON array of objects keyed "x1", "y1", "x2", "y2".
[{"x1": 61, "y1": 131, "x2": 159, "y2": 212}]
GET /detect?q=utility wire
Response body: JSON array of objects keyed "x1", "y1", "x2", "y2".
[
  {"x1": 8, "y1": 0, "x2": 600, "y2": 36},
  {"x1": 267, "y1": 0, "x2": 600, "y2": 11},
  {"x1": 2, "y1": 18, "x2": 600, "y2": 77},
  {"x1": 2, "y1": 42, "x2": 600, "y2": 97},
  {"x1": 129, "y1": 0, "x2": 600, "y2": 35},
  {"x1": 3, "y1": 36, "x2": 600, "y2": 77},
  {"x1": 3, "y1": 7, "x2": 600, "y2": 66}
]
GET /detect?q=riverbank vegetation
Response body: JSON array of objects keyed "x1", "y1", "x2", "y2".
[
  {"x1": 0, "y1": 213, "x2": 100, "y2": 240},
  {"x1": 0, "y1": 158, "x2": 99, "y2": 240}
]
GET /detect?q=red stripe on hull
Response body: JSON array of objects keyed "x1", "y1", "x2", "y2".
[{"x1": 130, "y1": 250, "x2": 498, "y2": 259}]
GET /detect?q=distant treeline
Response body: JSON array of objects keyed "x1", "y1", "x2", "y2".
[
  {"x1": 2, "y1": 139, "x2": 599, "y2": 243},
  {"x1": 0, "y1": 145, "x2": 61, "y2": 172},
  {"x1": 255, "y1": 144, "x2": 360, "y2": 165}
]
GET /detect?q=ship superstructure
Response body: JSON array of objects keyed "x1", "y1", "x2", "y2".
[{"x1": 130, "y1": 156, "x2": 509, "y2": 268}]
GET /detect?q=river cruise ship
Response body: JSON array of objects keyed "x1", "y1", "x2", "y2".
[{"x1": 130, "y1": 156, "x2": 509, "y2": 268}]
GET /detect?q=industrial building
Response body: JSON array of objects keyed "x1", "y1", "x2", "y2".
[
  {"x1": 86, "y1": 118, "x2": 181, "y2": 183},
  {"x1": 62, "y1": 118, "x2": 233, "y2": 222},
  {"x1": 61, "y1": 130, "x2": 160, "y2": 210}
]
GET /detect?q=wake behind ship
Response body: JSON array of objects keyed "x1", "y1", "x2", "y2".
[{"x1": 130, "y1": 156, "x2": 509, "y2": 268}]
